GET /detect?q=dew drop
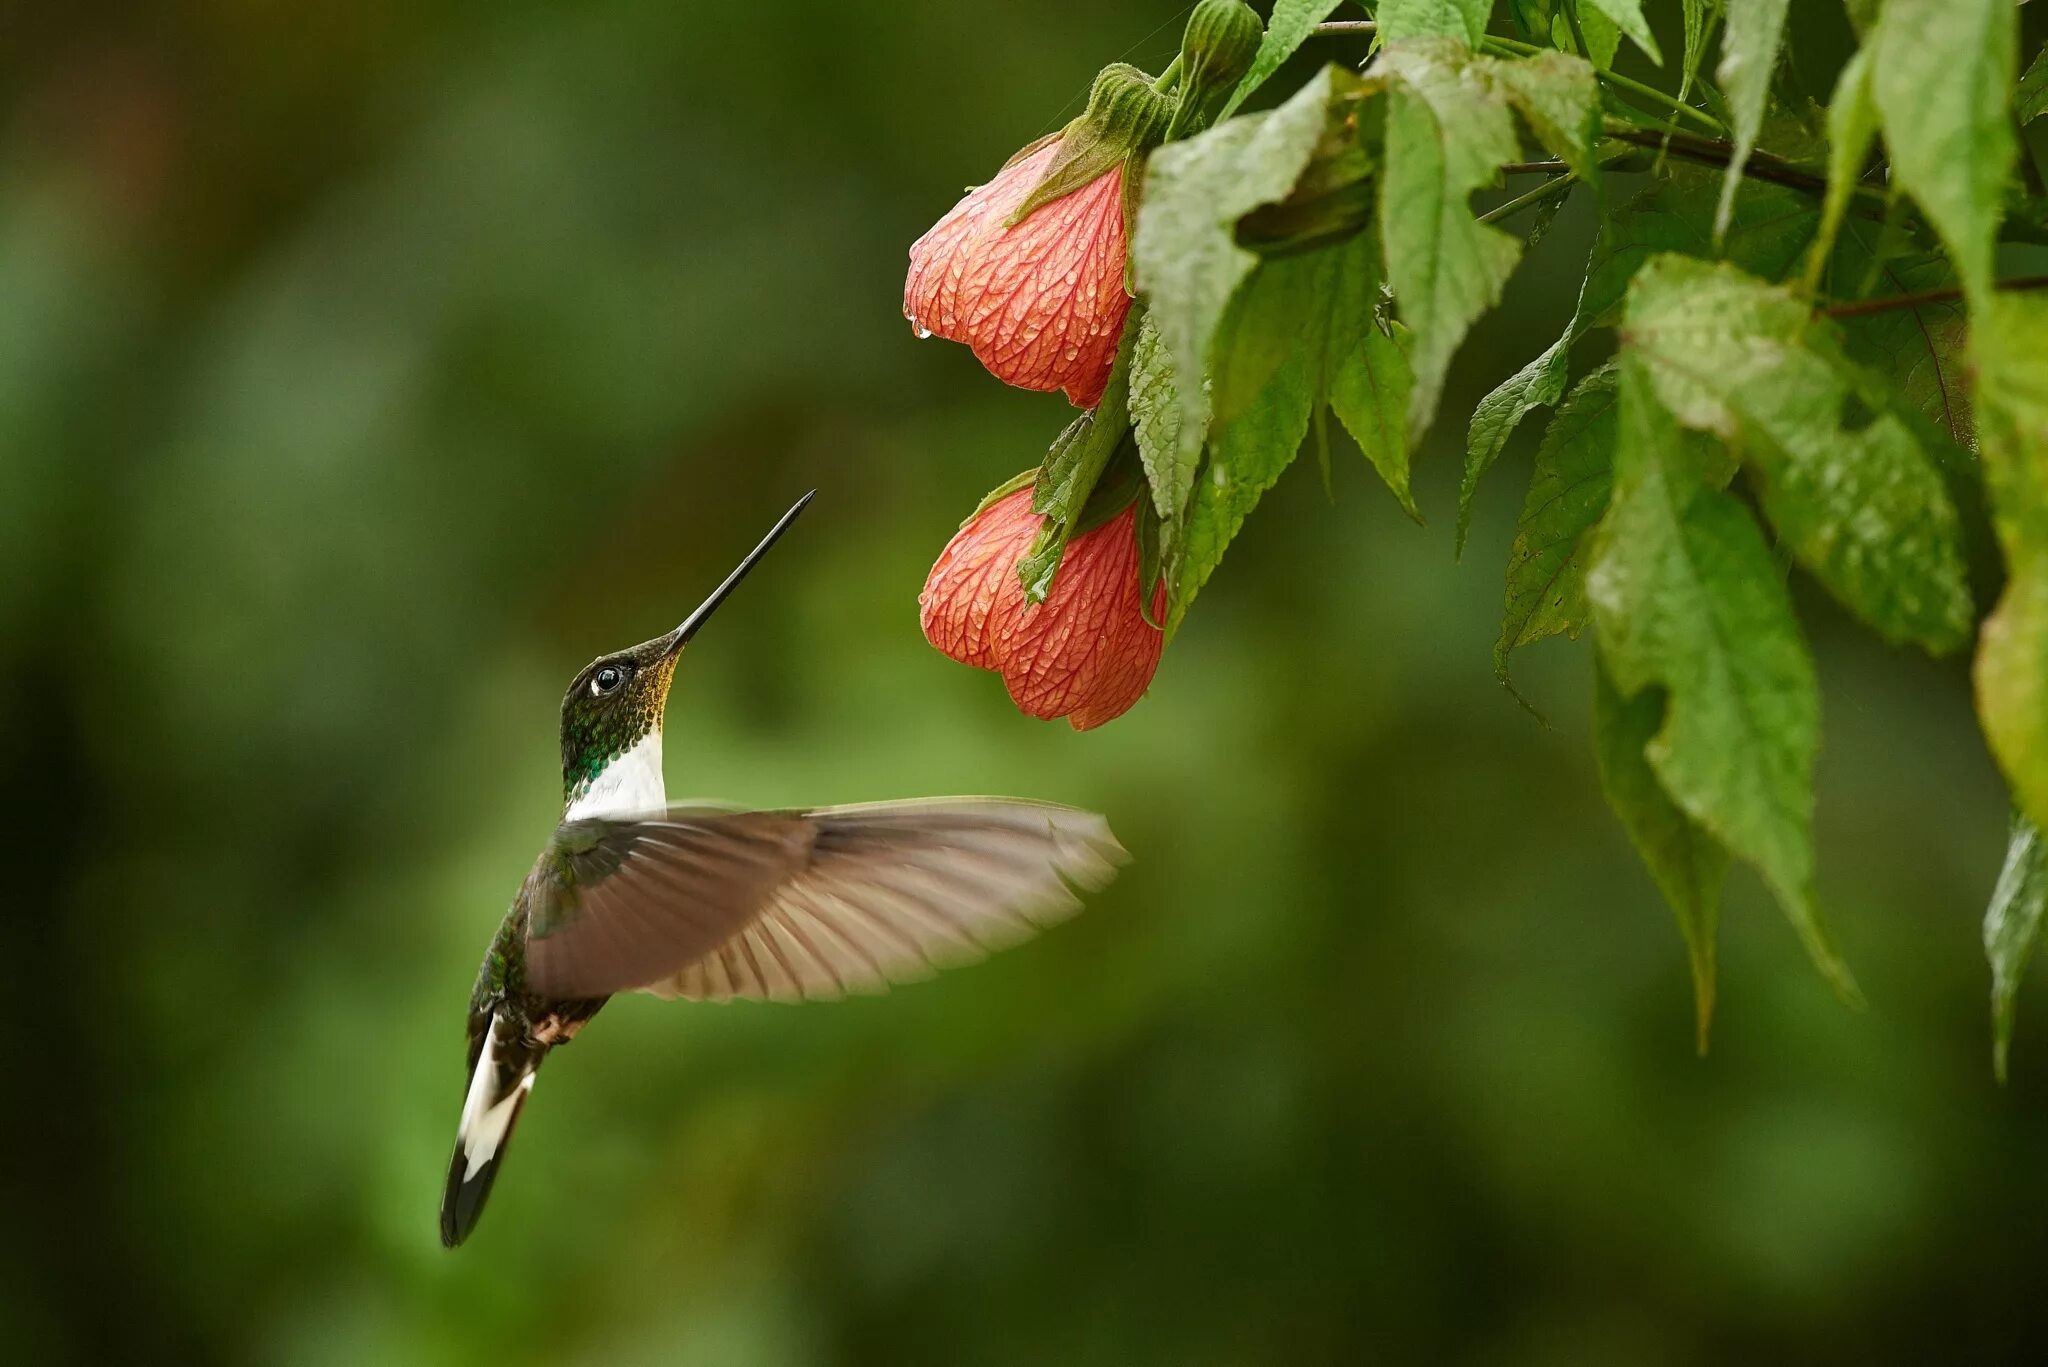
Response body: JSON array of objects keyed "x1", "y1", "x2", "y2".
[{"x1": 913, "y1": 324, "x2": 933, "y2": 339}]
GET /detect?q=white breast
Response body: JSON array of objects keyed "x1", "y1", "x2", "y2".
[{"x1": 565, "y1": 730, "x2": 666, "y2": 822}]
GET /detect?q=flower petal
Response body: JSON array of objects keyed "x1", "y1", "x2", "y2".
[
  {"x1": 905, "y1": 141, "x2": 1132, "y2": 408},
  {"x1": 998, "y1": 503, "x2": 1164, "y2": 730},
  {"x1": 918, "y1": 489, "x2": 1040, "y2": 671}
]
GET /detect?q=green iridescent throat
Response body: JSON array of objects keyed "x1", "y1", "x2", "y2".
[{"x1": 558, "y1": 648, "x2": 678, "y2": 806}]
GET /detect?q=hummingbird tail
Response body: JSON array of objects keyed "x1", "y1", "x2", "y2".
[{"x1": 440, "y1": 1014, "x2": 545, "y2": 1248}]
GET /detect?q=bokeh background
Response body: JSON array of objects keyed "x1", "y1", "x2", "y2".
[{"x1": 8, "y1": 2, "x2": 2048, "y2": 1362}]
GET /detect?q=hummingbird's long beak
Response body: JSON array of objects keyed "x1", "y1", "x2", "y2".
[{"x1": 663, "y1": 490, "x2": 815, "y2": 656}]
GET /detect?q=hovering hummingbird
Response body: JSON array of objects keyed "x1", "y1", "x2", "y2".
[{"x1": 440, "y1": 492, "x2": 1126, "y2": 1246}]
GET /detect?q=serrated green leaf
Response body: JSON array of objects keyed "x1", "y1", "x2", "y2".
[
  {"x1": 1554, "y1": 4, "x2": 1620, "y2": 67},
  {"x1": 1804, "y1": 44, "x2": 1876, "y2": 292},
  {"x1": 1594, "y1": 661, "x2": 1726, "y2": 1053},
  {"x1": 1462, "y1": 335, "x2": 1574, "y2": 554},
  {"x1": 1378, "y1": 0, "x2": 1493, "y2": 47},
  {"x1": 1498, "y1": 362, "x2": 1733, "y2": 678},
  {"x1": 1210, "y1": 228, "x2": 1378, "y2": 428},
  {"x1": 1136, "y1": 67, "x2": 1362, "y2": 476},
  {"x1": 1169, "y1": 227, "x2": 1385, "y2": 620},
  {"x1": 1713, "y1": 0, "x2": 1789, "y2": 239},
  {"x1": 1496, "y1": 364, "x2": 1618, "y2": 675},
  {"x1": 1487, "y1": 49, "x2": 1603, "y2": 180},
  {"x1": 1623, "y1": 254, "x2": 1972, "y2": 654},
  {"x1": 1331, "y1": 320, "x2": 1420, "y2": 518},
  {"x1": 1678, "y1": 0, "x2": 1713, "y2": 104},
  {"x1": 2020, "y1": 45, "x2": 2048, "y2": 127},
  {"x1": 1986, "y1": 811, "x2": 2048, "y2": 1082},
  {"x1": 1219, "y1": 0, "x2": 1346, "y2": 120},
  {"x1": 1458, "y1": 168, "x2": 1818, "y2": 549},
  {"x1": 1129, "y1": 312, "x2": 1192, "y2": 531},
  {"x1": 1831, "y1": 242, "x2": 1973, "y2": 451},
  {"x1": 1974, "y1": 292, "x2": 2048, "y2": 837},
  {"x1": 1587, "y1": 354, "x2": 1857, "y2": 1001},
  {"x1": 1581, "y1": 0, "x2": 1661, "y2": 65},
  {"x1": 1376, "y1": 39, "x2": 1525, "y2": 442},
  {"x1": 1171, "y1": 356, "x2": 1315, "y2": 633},
  {"x1": 1020, "y1": 343, "x2": 1136, "y2": 601},
  {"x1": 1510, "y1": 0, "x2": 1555, "y2": 43},
  {"x1": 1871, "y1": 0, "x2": 2018, "y2": 300},
  {"x1": 1029, "y1": 358, "x2": 1131, "y2": 526}
]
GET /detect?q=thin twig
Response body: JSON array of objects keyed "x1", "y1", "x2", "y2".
[
  {"x1": 1501, "y1": 159, "x2": 1570, "y2": 175},
  {"x1": 1602, "y1": 124, "x2": 1833, "y2": 197},
  {"x1": 1821, "y1": 275, "x2": 2048, "y2": 319},
  {"x1": 1485, "y1": 34, "x2": 1727, "y2": 136},
  {"x1": 1312, "y1": 20, "x2": 1377, "y2": 36},
  {"x1": 1478, "y1": 174, "x2": 1578, "y2": 225}
]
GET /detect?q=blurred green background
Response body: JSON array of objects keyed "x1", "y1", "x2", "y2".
[{"x1": 7, "y1": 2, "x2": 2048, "y2": 1363}]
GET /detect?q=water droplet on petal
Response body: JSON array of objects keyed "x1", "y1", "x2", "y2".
[{"x1": 913, "y1": 324, "x2": 933, "y2": 340}]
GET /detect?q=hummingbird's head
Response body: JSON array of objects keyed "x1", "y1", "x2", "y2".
[{"x1": 558, "y1": 491, "x2": 814, "y2": 809}]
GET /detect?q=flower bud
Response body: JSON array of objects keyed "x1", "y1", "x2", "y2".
[{"x1": 1179, "y1": 0, "x2": 1264, "y2": 105}]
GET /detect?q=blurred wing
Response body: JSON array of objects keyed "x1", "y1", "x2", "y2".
[{"x1": 521, "y1": 799, "x2": 1126, "y2": 1003}]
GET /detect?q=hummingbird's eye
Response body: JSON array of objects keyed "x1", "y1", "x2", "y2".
[{"x1": 591, "y1": 665, "x2": 625, "y2": 697}]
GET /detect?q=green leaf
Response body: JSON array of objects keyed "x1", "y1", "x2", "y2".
[
  {"x1": 1219, "y1": 0, "x2": 1345, "y2": 120},
  {"x1": 1622, "y1": 254, "x2": 1972, "y2": 654},
  {"x1": 1136, "y1": 66, "x2": 1363, "y2": 476},
  {"x1": 2020, "y1": 44, "x2": 2048, "y2": 127},
  {"x1": 1376, "y1": 38, "x2": 1525, "y2": 442},
  {"x1": 1831, "y1": 243, "x2": 1974, "y2": 452},
  {"x1": 1678, "y1": 0, "x2": 1713, "y2": 104},
  {"x1": 1330, "y1": 320, "x2": 1420, "y2": 518},
  {"x1": 1129, "y1": 311, "x2": 1193, "y2": 535},
  {"x1": 1496, "y1": 364, "x2": 1618, "y2": 678},
  {"x1": 1377, "y1": 0, "x2": 1493, "y2": 48},
  {"x1": 1713, "y1": 0, "x2": 1789, "y2": 239},
  {"x1": 1019, "y1": 344, "x2": 1135, "y2": 601},
  {"x1": 1210, "y1": 227, "x2": 1378, "y2": 428},
  {"x1": 1554, "y1": 4, "x2": 1620, "y2": 67},
  {"x1": 1581, "y1": 0, "x2": 1661, "y2": 65},
  {"x1": 1587, "y1": 354, "x2": 1857, "y2": 1001},
  {"x1": 1986, "y1": 811, "x2": 2048, "y2": 1083},
  {"x1": 1871, "y1": 0, "x2": 2018, "y2": 300},
  {"x1": 1459, "y1": 168, "x2": 1818, "y2": 550},
  {"x1": 1510, "y1": 0, "x2": 1555, "y2": 43},
  {"x1": 1487, "y1": 49, "x2": 1603, "y2": 180},
  {"x1": 1174, "y1": 227, "x2": 1392, "y2": 613},
  {"x1": 1594, "y1": 661, "x2": 1727, "y2": 1053},
  {"x1": 1462, "y1": 336, "x2": 1573, "y2": 555},
  {"x1": 1171, "y1": 355, "x2": 1315, "y2": 633},
  {"x1": 1804, "y1": 44, "x2": 1876, "y2": 292},
  {"x1": 1973, "y1": 292, "x2": 2048, "y2": 836}
]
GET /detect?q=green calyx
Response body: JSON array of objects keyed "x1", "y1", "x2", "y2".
[
  {"x1": 1174, "y1": 0, "x2": 1263, "y2": 128},
  {"x1": 1008, "y1": 64, "x2": 1177, "y2": 227}
]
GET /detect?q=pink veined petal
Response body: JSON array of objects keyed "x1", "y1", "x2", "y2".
[
  {"x1": 918, "y1": 490, "x2": 1041, "y2": 671},
  {"x1": 905, "y1": 140, "x2": 1133, "y2": 408},
  {"x1": 996, "y1": 503, "x2": 1164, "y2": 731}
]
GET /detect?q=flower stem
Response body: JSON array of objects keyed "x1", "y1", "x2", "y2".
[
  {"x1": 1820, "y1": 275, "x2": 2048, "y2": 319},
  {"x1": 1477, "y1": 173, "x2": 1578, "y2": 225}
]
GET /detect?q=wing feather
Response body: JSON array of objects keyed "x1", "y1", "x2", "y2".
[{"x1": 521, "y1": 799, "x2": 1124, "y2": 1002}]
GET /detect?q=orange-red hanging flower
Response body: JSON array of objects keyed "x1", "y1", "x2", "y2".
[
  {"x1": 920, "y1": 488, "x2": 1166, "y2": 730},
  {"x1": 904, "y1": 139, "x2": 1132, "y2": 409}
]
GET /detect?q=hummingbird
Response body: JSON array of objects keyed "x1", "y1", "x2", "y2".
[{"x1": 439, "y1": 491, "x2": 1126, "y2": 1247}]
